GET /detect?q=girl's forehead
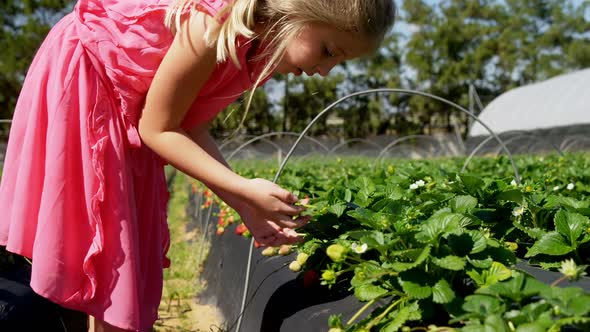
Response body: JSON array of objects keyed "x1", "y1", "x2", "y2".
[{"x1": 305, "y1": 22, "x2": 374, "y2": 58}]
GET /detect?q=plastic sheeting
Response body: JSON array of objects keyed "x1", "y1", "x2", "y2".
[{"x1": 469, "y1": 68, "x2": 590, "y2": 137}]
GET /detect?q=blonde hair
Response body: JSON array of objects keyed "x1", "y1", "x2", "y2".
[{"x1": 165, "y1": 0, "x2": 396, "y2": 130}]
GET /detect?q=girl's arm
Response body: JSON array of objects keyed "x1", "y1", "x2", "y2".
[
  {"x1": 188, "y1": 122, "x2": 308, "y2": 243},
  {"x1": 187, "y1": 121, "x2": 246, "y2": 211},
  {"x1": 139, "y1": 14, "x2": 303, "y2": 245}
]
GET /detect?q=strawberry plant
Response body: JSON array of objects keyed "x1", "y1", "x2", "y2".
[{"x1": 247, "y1": 154, "x2": 590, "y2": 331}]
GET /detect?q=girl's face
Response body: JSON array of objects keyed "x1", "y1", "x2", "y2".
[{"x1": 275, "y1": 22, "x2": 373, "y2": 77}]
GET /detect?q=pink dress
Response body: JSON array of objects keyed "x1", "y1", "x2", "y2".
[{"x1": 0, "y1": 0, "x2": 269, "y2": 330}]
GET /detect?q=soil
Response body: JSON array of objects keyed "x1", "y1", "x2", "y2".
[{"x1": 155, "y1": 299, "x2": 225, "y2": 332}]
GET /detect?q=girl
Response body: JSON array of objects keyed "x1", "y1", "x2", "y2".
[{"x1": 0, "y1": 0, "x2": 396, "y2": 331}]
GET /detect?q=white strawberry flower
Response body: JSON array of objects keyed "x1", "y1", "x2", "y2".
[
  {"x1": 553, "y1": 186, "x2": 560, "y2": 191},
  {"x1": 510, "y1": 179, "x2": 517, "y2": 186},
  {"x1": 351, "y1": 242, "x2": 368, "y2": 254},
  {"x1": 410, "y1": 179, "x2": 425, "y2": 190},
  {"x1": 559, "y1": 258, "x2": 587, "y2": 281},
  {"x1": 512, "y1": 206, "x2": 524, "y2": 217},
  {"x1": 567, "y1": 183, "x2": 575, "y2": 190}
]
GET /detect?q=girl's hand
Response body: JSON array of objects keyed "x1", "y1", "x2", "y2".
[
  {"x1": 236, "y1": 178, "x2": 310, "y2": 246},
  {"x1": 238, "y1": 205, "x2": 310, "y2": 247}
]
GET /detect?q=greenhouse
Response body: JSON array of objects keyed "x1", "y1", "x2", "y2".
[{"x1": 468, "y1": 68, "x2": 590, "y2": 153}]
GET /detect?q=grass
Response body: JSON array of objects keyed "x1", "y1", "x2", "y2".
[{"x1": 154, "y1": 168, "x2": 219, "y2": 332}]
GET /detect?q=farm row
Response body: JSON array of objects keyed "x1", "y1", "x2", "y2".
[{"x1": 201, "y1": 153, "x2": 590, "y2": 331}]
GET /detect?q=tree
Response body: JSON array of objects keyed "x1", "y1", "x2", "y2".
[
  {"x1": 210, "y1": 87, "x2": 276, "y2": 137},
  {"x1": 401, "y1": 0, "x2": 590, "y2": 137},
  {"x1": 0, "y1": 0, "x2": 74, "y2": 137}
]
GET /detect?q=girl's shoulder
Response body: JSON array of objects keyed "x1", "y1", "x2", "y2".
[{"x1": 195, "y1": 0, "x2": 232, "y2": 18}]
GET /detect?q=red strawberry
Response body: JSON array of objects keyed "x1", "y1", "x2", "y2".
[
  {"x1": 253, "y1": 240, "x2": 261, "y2": 248},
  {"x1": 235, "y1": 223, "x2": 248, "y2": 235},
  {"x1": 217, "y1": 216, "x2": 225, "y2": 226},
  {"x1": 303, "y1": 270, "x2": 319, "y2": 288},
  {"x1": 216, "y1": 227, "x2": 225, "y2": 235}
]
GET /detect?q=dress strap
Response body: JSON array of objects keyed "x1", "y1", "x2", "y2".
[{"x1": 195, "y1": 0, "x2": 231, "y2": 23}]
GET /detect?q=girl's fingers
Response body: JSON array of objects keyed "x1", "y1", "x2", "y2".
[
  {"x1": 272, "y1": 214, "x2": 311, "y2": 229},
  {"x1": 262, "y1": 232, "x2": 290, "y2": 247},
  {"x1": 256, "y1": 228, "x2": 302, "y2": 247},
  {"x1": 272, "y1": 187, "x2": 298, "y2": 204},
  {"x1": 274, "y1": 201, "x2": 303, "y2": 216}
]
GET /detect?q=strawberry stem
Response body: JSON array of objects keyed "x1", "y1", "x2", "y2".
[
  {"x1": 346, "y1": 298, "x2": 377, "y2": 325},
  {"x1": 365, "y1": 297, "x2": 407, "y2": 330}
]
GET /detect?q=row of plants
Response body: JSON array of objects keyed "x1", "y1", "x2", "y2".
[{"x1": 196, "y1": 153, "x2": 590, "y2": 331}]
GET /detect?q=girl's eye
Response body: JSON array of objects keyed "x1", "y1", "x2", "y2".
[{"x1": 324, "y1": 47, "x2": 335, "y2": 57}]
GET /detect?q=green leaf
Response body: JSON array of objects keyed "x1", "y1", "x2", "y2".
[
  {"x1": 389, "y1": 246, "x2": 431, "y2": 272},
  {"x1": 360, "y1": 231, "x2": 385, "y2": 248},
  {"x1": 328, "y1": 314, "x2": 343, "y2": 328},
  {"x1": 372, "y1": 198, "x2": 403, "y2": 214},
  {"x1": 463, "y1": 294, "x2": 505, "y2": 315},
  {"x1": 399, "y1": 271, "x2": 432, "y2": 299},
  {"x1": 354, "y1": 284, "x2": 388, "y2": 301},
  {"x1": 545, "y1": 195, "x2": 589, "y2": 209},
  {"x1": 382, "y1": 302, "x2": 421, "y2": 332},
  {"x1": 399, "y1": 280, "x2": 431, "y2": 299},
  {"x1": 351, "y1": 262, "x2": 388, "y2": 288},
  {"x1": 415, "y1": 211, "x2": 464, "y2": 244},
  {"x1": 344, "y1": 189, "x2": 352, "y2": 202},
  {"x1": 477, "y1": 272, "x2": 548, "y2": 302},
  {"x1": 547, "y1": 317, "x2": 590, "y2": 332},
  {"x1": 468, "y1": 230, "x2": 487, "y2": 254},
  {"x1": 525, "y1": 232, "x2": 574, "y2": 257},
  {"x1": 484, "y1": 315, "x2": 510, "y2": 332},
  {"x1": 450, "y1": 195, "x2": 478, "y2": 213},
  {"x1": 460, "y1": 174, "x2": 485, "y2": 197},
  {"x1": 328, "y1": 202, "x2": 347, "y2": 217},
  {"x1": 431, "y1": 255, "x2": 466, "y2": 271},
  {"x1": 381, "y1": 310, "x2": 409, "y2": 332},
  {"x1": 554, "y1": 210, "x2": 589, "y2": 248},
  {"x1": 467, "y1": 262, "x2": 512, "y2": 287},
  {"x1": 515, "y1": 322, "x2": 550, "y2": 332},
  {"x1": 489, "y1": 261, "x2": 512, "y2": 282},
  {"x1": 447, "y1": 232, "x2": 476, "y2": 256},
  {"x1": 348, "y1": 208, "x2": 380, "y2": 229},
  {"x1": 496, "y1": 189, "x2": 524, "y2": 203},
  {"x1": 544, "y1": 287, "x2": 590, "y2": 317},
  {"x1": 504, "y1": 301, "x2": 552, "y2": 327},
  {"x1": 468, "y1": 257, "x2": 493, "y2": 268},
  {"x1": 432, "y1": 278, "x2": 455, "y2": 303}
]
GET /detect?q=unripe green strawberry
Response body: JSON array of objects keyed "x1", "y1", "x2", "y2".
[
  {"x1": 322, "y1": 270, "x2": 336, "y2": 281},
  {"x1": 289, "y1": 260, "x2": 301, "y2": 272},
  {"x1": 261, "y1": 247, "x2": 278, "y2": 257},
  {"x1": 296, "y1": 252, "x2": 309, "y2": 265},
  {"x1": 326, "y1": 244, "x2": 347, "y2": 262},
  {"x1": 328, "y1": 328, "x2": 342, "y2": 332}
]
